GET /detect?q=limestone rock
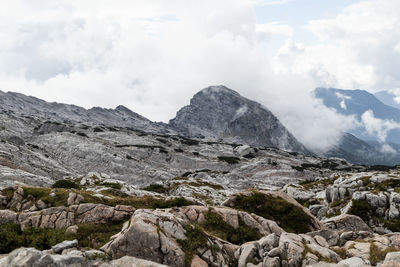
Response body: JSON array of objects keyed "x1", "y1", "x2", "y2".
[
  {"x1": 52, "y1": 239, "x2": 78, "y2": 254},
  {"x1": 323, "y1": 214, "x2": 372, "y2": 232}
]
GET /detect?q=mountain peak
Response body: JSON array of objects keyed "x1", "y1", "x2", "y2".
[{"x1": 170, "y1": 85, "x2": 310, "y2": 154}]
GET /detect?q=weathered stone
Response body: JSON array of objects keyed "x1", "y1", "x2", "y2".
[
  {"x1": 66, "y1": 225, "x2": 79, "y2": 234},
  {"x1": 308, "y1": 229, "x2": 340, "y2": 247},
  {"x1": 237, "y1": 242, "x2": 259, "y2": 267},
  {"x1": 337, "y1": 257, "x2": 366, "y2": 267},
  {"x1": 190, "y1": 255, "x2": 208, "y2": 267},
  {"x1": 101, "y1": 256, "x2": 169, "y2": 267},
  {"x1": 0, "y1": 247, "x2": 89, "y2": 267},
  {"x1": 323, "y1": 214, "x2": 372, "y2": 232},
  {"x1": 385, "y1": 252, "x2": 400, "y2": 264},
  {"x1": 262, "y1": 256, "x2": 280, "y2": 267},
  {"x1": 52, "y1": 239, "x2": 78, "y2": 254},
  {"x1": 0, "y1": 209, "x2": 17, "y2": 224}
]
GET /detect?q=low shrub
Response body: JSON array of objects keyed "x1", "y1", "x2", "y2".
[
  {"x1": 203, "y1": 209, "x2": 260, "y2": 245},
  {"x1": 348, "y1": 199, "x2": 371, "y2": 223},
  {"x1": 142, "y1": 184, "x2": 169, "y2": 194},
  {"x1": 66, "y1": 223, "x2": 123, "y2": 249},
  {"x1": 52, "y1": 179, "x2": 80, "y2": 189},
  {"x1": 231, "y1": 192, "x2": 313, "y2": 233},
  {"x1": 0, "y1": 223, "x2": 66, "y2": 253}
]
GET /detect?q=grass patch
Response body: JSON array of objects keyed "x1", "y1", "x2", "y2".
[
  {"x1": 142, "y1": 184, "x2": 169, "y2": 194},
  {"x1": 369, "y1": 242, "x2": 398, "y2": 265},
  {"x1": 231, "y1": 192, "x2": 313, "y2": 233},
  {"x1": 66, "y1": 223, "x2": 123, "y2": 249},
  {"x1": 0, "y1": 223, "x2": 66, "y2": 253},
  {"x1": 203, "y1": 209, "x2": 261, "y2": 245},
  {"x1": 101, "y1": 182, "x2": 122, "y2": 190},
  {"x1": 331, "y1": 247, "x2": 347, "y2": 259},
  {"x1": 177, "y1": 224, "x2": 209, "y2": 266},
  {"x1": 52, "y1": 179, "x2": 80, "y2": 189},
  {"x1": 348, "y1": 199, "x2": 370, "y2": 223},
  {"x1": 299, "y1": 179, "x2": 334, "y2": 190},
  {"x1": 22, "y1": 187, "x2": 70, "y2": 207}
]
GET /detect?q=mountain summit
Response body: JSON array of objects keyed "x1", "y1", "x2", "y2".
[{"x1": 169, "y1": 85, "x2": 310, "y2": 154}]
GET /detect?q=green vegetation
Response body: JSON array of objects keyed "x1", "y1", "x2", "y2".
[
  {"x1": 0, "y1": 223, "x2": 66, "y2": 253},
  {"x1": 101, "y1": 182, "x2": 122, "y2": 190},
  {"x1": 66, "y1": 223, "x2": 123, "y2": 249},
  {"x1": 52, "y1": 179, "x2": 80, "y2": 189},
  {"x1": 203, "y1": 209, "x2": 261, "y2": 245},
  {"x1": 374, "y1": 179, "x2": 400, "y2": 193},
  {"x1": 348, "y1": 199, "x2": 371, "y2": 223},
  {"x1": 369, "y1": 242, "x2": 397, "y2": 265},
  {"x1": 142, "y1": 184, "x2": 169, "y2": 194},
  {"x1": 299, "y1": 178, "x2": 334, "y2": 190},
  {"x1": 331, "y1": 247, "x2": 347, "y2": 259},
  {"x1": 177, "y1": 224, "x2": 209, "y2": 266},
  {"x1": 231, "y1": 192, "x2": 313, "y2": 233},
  {"x1": 23, "y1": 187, "x2": 70, "y2": 207}
]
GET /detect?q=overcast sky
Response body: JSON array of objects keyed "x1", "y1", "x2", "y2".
[{"x1": 0, "y1": 0, "x2": 399, "y2": 151}]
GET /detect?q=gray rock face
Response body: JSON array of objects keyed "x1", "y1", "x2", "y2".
[
  {"x1": 52, "y1": 239, "x2": 78, "y2": 254},
  {"x1": 323, "y1": 214, "x2": 372, "y2": 233},
  {"x1": 0, "y1": 247, "x2": 89, "y2": 267},
  {"x1": 169, "y1": 85, "x2": 310, "y2": 154}
]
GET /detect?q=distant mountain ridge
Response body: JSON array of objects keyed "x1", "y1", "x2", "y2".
[
  {"x1": 1, "y1": 86, "x2": 400, "y2": 165},
  {"x1": 314, "y1": 87, "x2": 400, "y2": 143},
  {"x1": 0, "y1": 90, "x2": 173, "y2": 135}
]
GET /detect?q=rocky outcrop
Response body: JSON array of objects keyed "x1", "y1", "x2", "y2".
[
  {"x1": 101, "y1": 206, "x2": 282, "y2": 266},
  {"x1": 0, "y1": 203, "x2": 135, "y2": 230},
  {"x1": 323, "y1": 214, "x2": 372, "y2": 233},
  {"x1": 0, "y1": 247, "x2": 90, "y2": 267},
  {"x1": 222, "y1": 190, "x2": 324, "y2": 232}
]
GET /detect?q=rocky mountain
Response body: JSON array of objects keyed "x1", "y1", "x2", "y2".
[
  {"x1": 314, "y1": 87, "x2": 400, "y2": 143},
  {"x1": 3, "y1": 86, "x2": 400, "y2": 266},
  {"x1": 170, "y1": 85, "x2": 310, "y2": 155},
  {"x1": 0, "y1": 90, "x2": 174, "y2": 135},
  {"x1": 323, "y1": 132, "x2": 400, "y2": 166}
]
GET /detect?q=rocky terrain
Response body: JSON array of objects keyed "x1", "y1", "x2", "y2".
[{"x1": 2, "y1": 86, "x2": 400, "y2": 266}]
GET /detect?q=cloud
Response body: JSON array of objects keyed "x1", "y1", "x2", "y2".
[
  {"x1": 280, "y1": 0, "x2": 400, "y2": 92},
  {"x1": 256, "y1": 22, "x2": 293, "y2": 37},
  {"x1": 388, "y1": 88, "x2": 400, "y2": 104},
  {"x1": 0, "y1": 0, "x2": 396, "y2": 153},
  {"x1": 361, "y1": 110, "x2": 400, "y2": 142},
  {"x1": 252, "y1": 0, "x2": 293, "y2": 6},
  {"x1": 381, "y1": 144, "x2": 396, "y2": 154}
]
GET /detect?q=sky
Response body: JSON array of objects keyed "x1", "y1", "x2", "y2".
[{"x1": 0, "y1": 0, "x2": 399, "y2": 151}]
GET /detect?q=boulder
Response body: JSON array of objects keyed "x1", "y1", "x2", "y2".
[
  {"x1": 384, "y1": 251, "x2": 400, "y2": 264},
  {"x1": 52, "y1": 239, "x2": 78, "y2": 254},
  {"x1": 0, "y1": 247, "x2": 89, "y2": 267},
  {"x1": 323, "y1": 214, "x2": 372, "y2": 232},
  {"x1": 99, "y1": 256, "x2": 169, "y2": 267}
]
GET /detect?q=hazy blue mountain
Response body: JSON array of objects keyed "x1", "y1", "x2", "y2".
[
  {"x1": 314, "y1": 87, "x2": 400, "y2": 143},
  {"x1": 374, "y1": 90, "x2": 400, "y2": 110}
]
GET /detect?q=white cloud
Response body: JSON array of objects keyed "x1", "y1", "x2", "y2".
[
  {"x1": 335, "y1": 92, "x2": 351, "y2": 110},
  {"x1": 381, "y1": 144, "x2": 396, "y2": 154},
  {"x1": 253, "y1": 0, "x2": 293, "y2": 6},
  {"x1": 388, "y1": 88, "x2": 400, "y2": 104},
  {"x1": 0, "y1": 0, "x2": 397, "y2": 152},
  {"x1": 256, "y1": 22, "x2": 293, "y2": 37},
  {"x1": 273, "y1": 0, "x2": 400, "y2": 92},
  {"x1": 361, "y1": 110, "x2": 400, "y2": 142}
]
